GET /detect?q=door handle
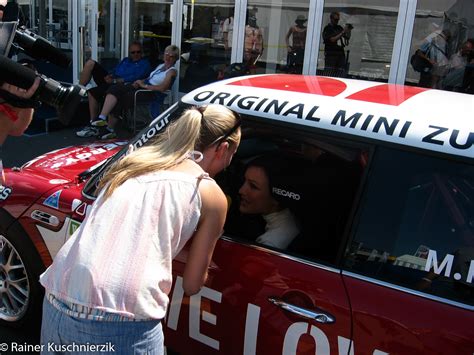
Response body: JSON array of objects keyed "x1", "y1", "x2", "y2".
[{"x1": 268, "y1": 297, "x2": 335, "y2": 324}]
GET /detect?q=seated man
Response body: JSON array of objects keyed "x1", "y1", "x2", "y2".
[
  {"x1": 238, "y1": 154, "x2": 301, "y2": 249},
  {"x1": 90, "y1": 45, "x2": 180, "y2": 139},
  {"x1": 76, "y1": 42, "x2": 151, "y2": 137}
]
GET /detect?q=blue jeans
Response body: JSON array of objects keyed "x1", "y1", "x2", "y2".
[{"x1": 40, "y1": 297, "x2": 164, "y2": 354}]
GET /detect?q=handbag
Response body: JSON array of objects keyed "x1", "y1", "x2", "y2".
[{"x1": 411, "y1": 49, "x2": 433, "y2": 73}]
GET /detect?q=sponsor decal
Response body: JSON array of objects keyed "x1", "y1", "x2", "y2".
[
  {"x1": 44, "y1": 142, "x2": 128, "y2": 169},
  {"x1": 272, "y1": 187, "x2": 300, "y2": 200},
  {"x1": 0, "y1": 185, "x2": 12, "y2": 201},
  {"x1": 37, "y1": 218, "x2": 83, "y2": 258},
  {"x1": 425, "y1": 249, "x2": 473, "y2": 285},
  {"x1": 43, "y1": 190, "x2": 62, "y2": 209},
  {"x1": 133, "y1": 114, "x2": 171, "y2": 149},
  {"x1": 188, "y1": 89, "x2": 473, "y2": 158},
  {"x1": 68, "y1": 219, "x2": 81, "y2": 237},
  {"x1": 74, "y1": 202, "x2": 87, "y2": 216},
  {"x1": 71, "y1": 198, "x2": 82, "y2": 211},
  {"x1": 168, "y1": 276, "x2": 388, "y2": 355}
]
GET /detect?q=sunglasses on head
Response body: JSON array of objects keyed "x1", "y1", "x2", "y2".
[{"x1": 194, "y1": 106, "x2": 241, "y2": 149}]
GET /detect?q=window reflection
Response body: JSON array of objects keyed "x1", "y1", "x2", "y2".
[
  {"x1": 244, "y1": 2, "x2": 310, "y2": 75},
  {"x1": 178, "y1": 2, "x2": 233, "y2": 93},
  {"x1": 317, "y1": 1, "x2": 399, "y2": 82},
  {"x1": 345, "y1": 148, "x2": 474, "y2": 306},
  {"x1": 131, "y1": 0, "x2": 172, "y2": 68},
  {"x1": 406, "y1": 1, "x2": 474, "y2": 94}
]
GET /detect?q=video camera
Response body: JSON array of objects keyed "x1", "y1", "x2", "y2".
[{"x1": 0, "y1": 22, "x2": 86, "y2": 125}]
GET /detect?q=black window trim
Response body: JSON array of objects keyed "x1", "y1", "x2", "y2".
[
  {"x1": 342, "y1": 270, "x2": 474, "y2": 311},
  {"x1": 222, "y1": 114, "x2": 375, "y2": 268},
  {"x1": 341, "y1": 144, "x2": 474, "y2": 310}
]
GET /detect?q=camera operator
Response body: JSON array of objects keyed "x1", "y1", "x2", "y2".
[
  {"x1": 0, "y1": 77, "x2": 40, "y2": 183},
  {"x1": 322, "y1": 11, "x2": 352, "y2": 77},
  {"x1": 0, "y1": 77, "x2": 40, "y2": 144}
]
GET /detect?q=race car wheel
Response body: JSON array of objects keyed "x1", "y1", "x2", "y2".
[{"x1": 0, "y1": 227, "x2": 45, "y2": 328}]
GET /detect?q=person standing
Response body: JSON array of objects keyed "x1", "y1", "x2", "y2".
[
  {"x1": 0, "y1": 78, "x2": 40, "y2": 183},
  {"x1": 417, "y1": 28, "x2": 451, "y2": 88},
  {"x1": 285, "y1": 15, "x2": 307, "y2": 74},
  {"x1": 39, "y1": 104, "x2": 241, "y2": 354},
  {"x1": 0, "y1": 78, "x2": 40, "y2": 145},
  {"x1": 322, "y1": 11, "x2": 351, "y2": 76},
  {"x1": 244, "y1": 15, "x2": 264, "y2": 74},
  {"x1": 223, "y1": 15, "x2": 234, "y2": 59}
]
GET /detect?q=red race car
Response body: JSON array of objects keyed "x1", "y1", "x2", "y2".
[{"x1": 1, "y1": 75, "x2": 473, "y2": 354}]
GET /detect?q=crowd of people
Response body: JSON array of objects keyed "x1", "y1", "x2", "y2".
[
  {"x1": 414, "y1": 29, "x2": 474, "y2": 93},
  {"x1": 76, "y1": 43, "x2": 179, "y2": 139}
]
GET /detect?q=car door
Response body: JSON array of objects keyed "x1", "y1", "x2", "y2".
[
  {"x1": 166, "y1": 239, "x2": 352, "y2": 355},
  {"x1": 342, "y1": 147, "x2": 474, "y2": 354}
]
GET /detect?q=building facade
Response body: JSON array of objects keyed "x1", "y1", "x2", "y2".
[{"x1": 17, "y1": 0, "x2": 474, "y2": 95}]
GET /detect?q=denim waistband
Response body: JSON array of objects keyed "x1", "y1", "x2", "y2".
[{"x1": 46, "y1": 293, "x2": 147, "y2": 322}]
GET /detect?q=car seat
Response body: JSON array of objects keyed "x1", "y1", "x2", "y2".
[{"x1": 287, "y1": 153, "x2": 363, "y2": 263}]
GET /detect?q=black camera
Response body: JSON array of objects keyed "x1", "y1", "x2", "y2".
[
  {"x1": 0, "y1": 22, "x2": 85, "y2": 125},
  {"x1": 13, "y1": 26, "x2": 71, "y2": 68},
  {"x1": 0, "y1": 55, "x2": 86, "y2": 125}
]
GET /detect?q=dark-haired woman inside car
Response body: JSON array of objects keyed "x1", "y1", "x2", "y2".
[{"x1": 238, "y1": 155, "x2": 300, "y2": 249}]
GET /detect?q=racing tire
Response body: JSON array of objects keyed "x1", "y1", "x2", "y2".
[{"x1": 0, "y1": 220, "x2": 45, "y2": 329}]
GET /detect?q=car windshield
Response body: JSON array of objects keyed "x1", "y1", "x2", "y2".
[{"x1": 82, "y1": 102, "x2": 186, "y2": 199}]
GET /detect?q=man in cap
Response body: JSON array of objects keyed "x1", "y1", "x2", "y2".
[{"x1": 285, "y1": 15, "x2": 307, "y2": 73}]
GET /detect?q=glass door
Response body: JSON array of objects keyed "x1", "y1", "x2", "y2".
[
  {"x1": 129, "y1": 0, "x2": 174, "y2": 69},
  {"x1": 72, "y1": 0, "x2": 123, "y2": 83},
  {"x1": 179, "y1": 0, "x2": 234, "y2": 93}
]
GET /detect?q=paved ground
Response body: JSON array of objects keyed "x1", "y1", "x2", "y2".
[{"x1": 3, "y1": 126, "x2": 92, "y2": 168}]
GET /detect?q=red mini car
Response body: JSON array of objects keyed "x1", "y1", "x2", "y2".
[{"x1": 1, "y1": 75, "x2": 473, "y2": 354}]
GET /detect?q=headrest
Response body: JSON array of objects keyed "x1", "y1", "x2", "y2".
[{"x1": 245, "y1": 154, "x2": 306, "y2": 208}]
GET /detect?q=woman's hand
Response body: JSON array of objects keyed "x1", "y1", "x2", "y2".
[{"x1": 132, "y1": 80, "x2": 142, "y2": 89}]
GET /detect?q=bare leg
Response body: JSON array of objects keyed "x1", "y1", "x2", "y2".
[
  {"x1": 99, "y1": 94, "x2": 118, "y2": 117},
  {"x1": 79, "y1": 59, "x2": 97, "y2": 86},
  {"x1": 87, "y1": 92, "x2": 100, "y2": 121}
]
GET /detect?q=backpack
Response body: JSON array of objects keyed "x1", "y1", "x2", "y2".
[{"x1": 410, "y1": 49, "x2": 433, "y2": 73}]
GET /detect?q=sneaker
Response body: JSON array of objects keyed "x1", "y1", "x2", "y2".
[
  {"x1": 100, "y1": 131, "x2": 117, "y2": 140},
  {"x1": 76, "y1": 126, "x2": 99, "y2": 137},
  {"x1": 90, "y1": 118, "x2": 108, "y2": 127}
]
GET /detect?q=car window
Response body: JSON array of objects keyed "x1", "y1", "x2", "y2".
[
  {"x1": 219, "y1": 120, "x2": 368, "y2": 265},
  {"x1": 344, "y1": 147, "x2": 474, "y2": 307}
]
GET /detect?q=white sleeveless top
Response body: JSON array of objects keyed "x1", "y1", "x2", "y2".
[
  {"x1": 146, "y1": 63, "x2": 176, "y2": 86},
  {"x1": 40, "y1": 170, "x2": 210, "y2": 320}
]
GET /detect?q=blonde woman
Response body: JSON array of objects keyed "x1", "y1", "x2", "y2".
[{"x1": 39, "y1": 104, "x2": 241, "y2": 354}]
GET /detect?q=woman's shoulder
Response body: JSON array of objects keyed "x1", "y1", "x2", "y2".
[{"x1": 198, "y1": 177, "x2": 227, "y2": 212}]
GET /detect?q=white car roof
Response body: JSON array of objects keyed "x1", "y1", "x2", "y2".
[{"x1": 181, "y1": 74, "x2": 474, "y2": 159}]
